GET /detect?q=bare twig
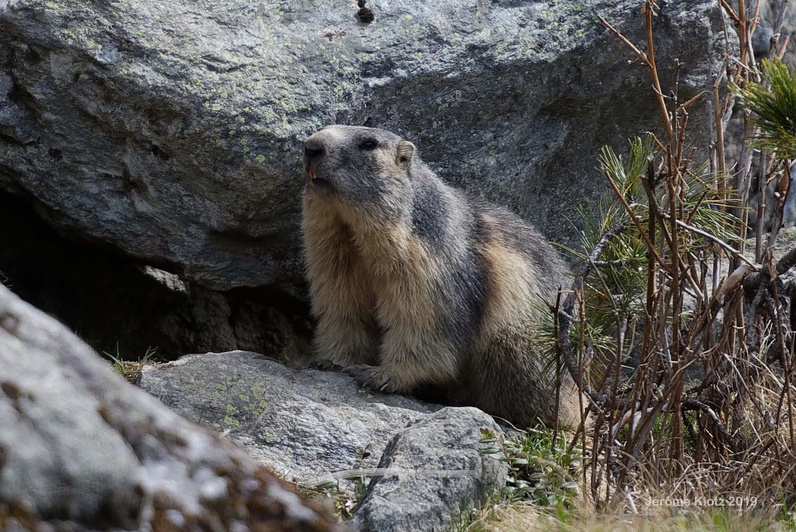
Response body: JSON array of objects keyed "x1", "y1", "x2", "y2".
[
  {"x1": 682, "y1": 399, "x2": 736, "y2": 447},
  {"x1": 556, "y1": 222, "x2": 626, "y2": 400},
  {"x1": 604, "y1": 169, "x2": 670, "y2": 271},
  {"x1": 767, "y1": 0, "x2": 791, "y2": 57},
  {"x1": 642, "y1": 1, "x2": 674, "y2": 143},
  {"x1": 657, "y1": 213, "x2": 758, "y2": 267},
  {"x1": 713, "y1": 61, "x2": 728, "y2": 191},
  {"x1": 718, "y1": 0, "x2": 741, "y2": 26},
  {"x1": 743, "y1": 245, "x2": 796, "y2": 292},
  {"x1": 598, "y1": 16, "x2": 651, "y2": 67}
]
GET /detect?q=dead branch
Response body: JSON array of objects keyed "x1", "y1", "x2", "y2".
[{"x1": 556, "y1": 222, "x2": 626, "y2": 403}]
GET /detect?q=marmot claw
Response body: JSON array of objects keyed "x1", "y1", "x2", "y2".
[
  {"x1": 308, "y1": 359, "x2": 343, "y2": 372},
  {"x1": 343, "y1": 364, "x2": 397, "y2": 393}
]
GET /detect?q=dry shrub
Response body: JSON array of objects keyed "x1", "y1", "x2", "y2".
[{"x1": 554, "y1": 0, "x2": 796, "y2": 518}]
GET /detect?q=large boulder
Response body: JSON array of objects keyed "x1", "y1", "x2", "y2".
[
  {"x1": 0, "y1": 0, "x2": 731, "y2": 293},
  {"x1": 139, "y1": 351, "x2": 509, "y2": 529},
  {"x1": 139, "y1": 351, "x2": 440, "y2": 487},
  {"x1": 0, "y1": 285, "x2": 339, "y2": 530}
]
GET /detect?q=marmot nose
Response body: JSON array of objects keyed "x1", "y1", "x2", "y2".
[{"x1": 304, "y1": 138, "x2": 326, "y2": 161}]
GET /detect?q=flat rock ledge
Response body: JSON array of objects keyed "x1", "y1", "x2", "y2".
[
  {"x1": 140, "y1": 351, "x2": 508, "y2": 530},
  {"x1": 0, "y1": 285, "x2": 339, "y2": 531}
]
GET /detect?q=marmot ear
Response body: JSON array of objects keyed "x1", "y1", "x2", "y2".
[{"x1": 396, "y1": 141, "x2": 414, "y2": 169}]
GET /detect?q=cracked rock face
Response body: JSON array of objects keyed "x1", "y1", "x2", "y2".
[
  {"x1": 349, "y1": 407, "x2": 508, "y2": 532},
  {"x1": 0, "y1": 0, "x2": 730, "y2": 293}
]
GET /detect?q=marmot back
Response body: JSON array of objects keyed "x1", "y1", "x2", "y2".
[{"x1": 301, "y1": 125, "x2": 580, "y2": 428}]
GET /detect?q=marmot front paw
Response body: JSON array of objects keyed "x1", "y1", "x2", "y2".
[
  {"x1": 343, "y1": 364, "x2": 398, "y2": 393},
  {"x1": 308, "y1": 359, "x2": 343, "y2": 372}
]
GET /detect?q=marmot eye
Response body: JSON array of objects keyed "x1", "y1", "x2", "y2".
[{"x1": 358, "y1": 138, "x2": 379, "y2": 151}]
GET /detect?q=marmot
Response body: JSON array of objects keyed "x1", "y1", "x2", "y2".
[{"x1": 301, "y1": 125, "x2": 580, "y2": 428}]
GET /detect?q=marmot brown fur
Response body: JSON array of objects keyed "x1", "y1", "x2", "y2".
[{"x1": 301, "y1": 125, "x2": 580, "y2": 428}]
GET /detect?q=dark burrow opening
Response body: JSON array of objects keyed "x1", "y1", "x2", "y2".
[{"x1": 0, "y1": 190, "x2": 312, "y2": 364}]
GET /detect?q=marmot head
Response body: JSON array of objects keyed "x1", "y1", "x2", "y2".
[{"x1": 303, "y1": 126, "x2": 416, "y2": 209}]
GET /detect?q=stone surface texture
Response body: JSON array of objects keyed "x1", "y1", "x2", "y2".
[
  {"x1": 0, "y1": 285, "x2": 339, "y2": 531},
  {"x1": 349, "y1": 407, "x2": 507, "y2": 532},
  {"x1": 140, "y1": 350, "x2": 439, "y2": 486},
  {"x1": 1, "y1": 0, "x2": 731, "y2": 292},
  {"x1": 140, "y1": 350, "x2": 508, "y2": 530}
]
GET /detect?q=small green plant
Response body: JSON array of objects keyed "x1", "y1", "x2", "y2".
[
  {"x1": 103, "y1": 344, "x2": 158, "y2": 384},
  {"x1": 482, "y1": 426, "x2": 581, "y2": 510},
  {"x1": 303, "y1": 444, "x2": 373, "y2": 520},
  {"x1": 779, "y1": 499, "x2": 796, "y2": 530},
  {"x1": 737, "y1": 57, "x2": 796, "y2": 159}
]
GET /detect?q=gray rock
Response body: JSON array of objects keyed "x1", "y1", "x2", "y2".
[
  {"x1": 0, "y1": 0, "x2": 730, "y2": 293},
  {"x1": 0, "y1": 285, "x2": 339, "y2": 531},
  {"x1": 349, "y1": 408, "x2": 507, "y2": 532},
  {"x1": 139, "y1": 350, "x2": 440, "y2": 488},
  {"x1": 0, "y1": 328, "x2": 140, "y2": 523},
  {"x1": 139, "y1": 352, "x2": 509, "y2": 530}
]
